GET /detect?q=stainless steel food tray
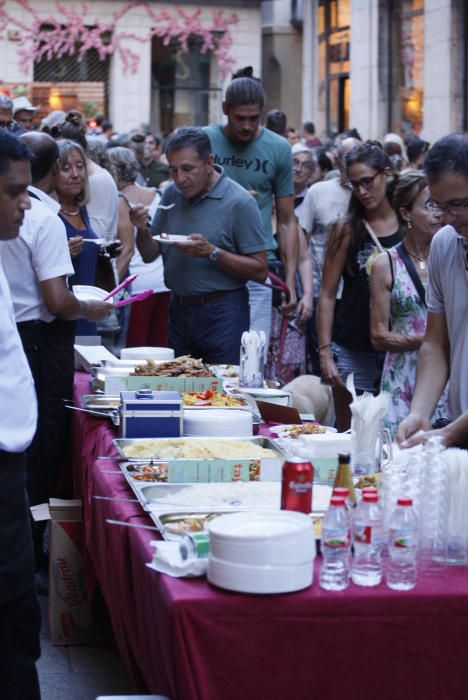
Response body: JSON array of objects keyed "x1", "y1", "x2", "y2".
[
  {"x1": 155, "y1": 510, "x2": 244, "y2": 541},
  {"x1": 113, "y1": 435, "x2": 284, "y2": 462}
]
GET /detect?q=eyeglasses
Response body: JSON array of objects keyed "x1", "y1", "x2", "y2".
[
  {"x1": 426, "y1": 197, "x2": 468, "y2": 216},
  {"x1": 293, "y1": 158, "x2": 314, "y2": 172},
  {"x1": 345, "y1": 171, "x2": 382, "y2": 192},
  {"x1": 0, "y1": 119, "x2": 17, "y2": 131}
]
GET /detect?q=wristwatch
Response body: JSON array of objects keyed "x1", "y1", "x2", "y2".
[{"x1": 209, "y1": 246, "x2": 221, "y2": 263}]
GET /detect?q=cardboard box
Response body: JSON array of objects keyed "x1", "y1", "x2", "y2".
[{"x1": 48, "y1": 499, "x2": 93, "y2": 645}]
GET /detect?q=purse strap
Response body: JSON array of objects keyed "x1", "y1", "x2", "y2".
[
  {"x1": 396, "y1": 242, "x2": 426, "y2": 307},
  {"x1": 363, "y1": 220, "x2": 384, "y2": 253}
]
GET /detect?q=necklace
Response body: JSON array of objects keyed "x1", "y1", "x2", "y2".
[
  {"x1": 403, "y1": 244, "x2": 429, "y2": 270},
  {"x1": 60, "y1": 206, "x2": 80, "y2": 216}
]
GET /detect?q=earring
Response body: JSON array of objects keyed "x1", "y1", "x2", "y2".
[{"x1": 407, "y1": 220, "x2": 412, "y2": 230}]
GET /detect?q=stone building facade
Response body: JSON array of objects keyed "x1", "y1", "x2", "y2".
[
  {"x1": 0, "y1": 0, "x2": 262, "y2": 134},
  {"x1": 264, "y1": 0, "x2": 468, "y2": 142}
]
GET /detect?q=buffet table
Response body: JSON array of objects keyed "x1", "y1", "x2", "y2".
[{"x1": 72, "y1": 373, "x2": 468, "y2": 700}]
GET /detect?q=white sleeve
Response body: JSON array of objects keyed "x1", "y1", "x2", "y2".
[
  {"x1": 31, "y1": 214, "x2": 74, "y2": 282},
  {"x1": 426, "y1": 232, "x2": 445, "y2": 313},
  {"x1": 298, "y1": 187, "x2": 315, "y2": 235},
  {"x1": 88, "y1": 169, "x2": 119, "y2": 241}
]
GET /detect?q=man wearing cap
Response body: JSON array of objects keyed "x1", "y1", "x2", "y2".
[{"x1": 12, "y1": 97, "x2": 37, "y2": 132}]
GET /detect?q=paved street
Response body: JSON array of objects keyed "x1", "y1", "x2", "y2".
[{"x1": 37, "y1": 593, "x2": 136, "y2": 700}]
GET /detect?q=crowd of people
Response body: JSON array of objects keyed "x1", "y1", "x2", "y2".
[{"x1": 0, "y1": 70, "x2": 467, "y2": 697}]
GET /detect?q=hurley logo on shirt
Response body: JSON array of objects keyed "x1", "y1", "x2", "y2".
[{"x1": 213, "y1": 154, "x2": 271, "y2": 175}]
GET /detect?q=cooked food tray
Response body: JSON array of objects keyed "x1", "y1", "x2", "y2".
[{"x1": 113, "y1": 436, "x2": 284, "y2": 462}]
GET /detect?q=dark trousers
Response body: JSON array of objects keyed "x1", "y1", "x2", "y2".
[
  {"x1": 0, "y1": 587, "x2": 41, "y2": 700},
  {"x1": 17, "y1": 319, "x2": 75, "y2": 506},
  {"x1": 169, "y1": 288, "x2": 249, "y2": 364},
  {"x1": 17, "y1": 318, "x2": 75, "y2": 570},
  {"x1": 0, "y1": 450, "x2": 41, "y2": 700}
]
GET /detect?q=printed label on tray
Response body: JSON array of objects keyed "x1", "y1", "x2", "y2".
[
  {"x1": 389, "y1": 528, "x2": 417, "y2": 549},
  {"x1": 125, "y1": 376, "x2": 221, "y2": 393},
  {"x1": 322, "y1": 527, "x2": 351, "y2": 549},
  {"x1": 167, "y1": 459, "x2": 251, "y2": 483},
  {"x1": 354, "y1": 524, "x2": 383, "y2": 546}
]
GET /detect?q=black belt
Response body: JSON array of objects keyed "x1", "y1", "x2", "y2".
[
  {"x1": 174, "y1": 290, "x2": 239, "y2": 306},
  {"x1": 17, "y1": 319, "x2": 41, "y2": 329}
]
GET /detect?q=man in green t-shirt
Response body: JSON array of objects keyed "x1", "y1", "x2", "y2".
[{"x1": 204, "y1": 76, "x2": 298, "y2": 347}]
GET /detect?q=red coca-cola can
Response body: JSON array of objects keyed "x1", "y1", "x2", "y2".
[{"x1": 281, "y1": 457, "x2": 313, "y2": 514}]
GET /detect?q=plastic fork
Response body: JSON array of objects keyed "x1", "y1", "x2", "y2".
[
  {"x1": 113, "y1": 289, "x2": 153, "y2": 308},
  {"x1": 102, "y1": 273, "x2": 137, "y2": 302}
]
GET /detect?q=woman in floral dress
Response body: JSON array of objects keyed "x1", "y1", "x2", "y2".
[{"x1": 370, "y1": 170, "x2": 449, "y2": 437}]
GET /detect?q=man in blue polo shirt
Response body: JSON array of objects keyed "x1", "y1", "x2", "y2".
[
  {"x1": 130, "y1": 127, "x2": 268, "y2": 364},
  {"x1": 203, "y1": 74, "x2": 298, "y2": 350}
]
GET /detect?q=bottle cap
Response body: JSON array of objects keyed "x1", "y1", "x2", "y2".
[
  {"x1": 333, "y1": 487, "x2": 350, "y2": 497},
  {"x1": 397, "y1": 497, "x2": 413, "y2": 506},
  {"x1": 330, "y1": 496, "x2": 346, "y2": 506},
  {"x1": 362, "y1": 486, "x2": 378, "y2": 494},
  {"x1": 338, "y1": 452, "x2": 351, "y2": 464},
  {"x1": 363, "y1": 493, "x2": 379, "y2": 503}
]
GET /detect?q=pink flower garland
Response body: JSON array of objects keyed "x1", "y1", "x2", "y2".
[{"x1": 0, "y1": 0, "x2": 239, "y2": 79}]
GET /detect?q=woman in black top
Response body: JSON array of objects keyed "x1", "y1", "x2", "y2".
[{"x1": 317, "y1": 142, "x2": 404, "y2": 431}]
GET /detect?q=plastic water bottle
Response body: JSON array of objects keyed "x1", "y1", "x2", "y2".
[
  {"x1": 319, "y1": 496, "x2": 351, "y2": 591},
  {"x1": 386, "y1": 497, "x2": 418, "y2": 590},
  {"x1": 351, "y1": 492, "x2": 383, "y2": 587}
]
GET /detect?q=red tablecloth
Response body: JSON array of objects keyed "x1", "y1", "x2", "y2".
[{"x1": 73, "y1": 372, "x2": 468, "y2": 700}]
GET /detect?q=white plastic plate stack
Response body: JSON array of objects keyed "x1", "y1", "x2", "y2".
[
  {"x1": 207, "y1": 510, "x2": 316, "y2": 594},
  {"x1": 121, "y1": 347, "x2": 175, "y2": 361},
  {"x1": 183, "y1": 409, "x2": 253, "y2": 437}
]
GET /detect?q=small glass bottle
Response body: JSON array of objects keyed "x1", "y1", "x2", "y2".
[{"x1": 333, "y1": 452, "x2": 356, "y2": 505}]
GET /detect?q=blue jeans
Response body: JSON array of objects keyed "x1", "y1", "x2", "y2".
[{"x1": 169, "y1": 288, "x2": 249, "y2": 364}]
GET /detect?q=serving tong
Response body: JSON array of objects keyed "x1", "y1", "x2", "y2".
[{"x1": 65, "y1": 403, "x2": 120, "y2": 426}]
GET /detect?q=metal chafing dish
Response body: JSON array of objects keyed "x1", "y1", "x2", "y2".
[{"x1": 113, "y1": 435, "x2": 283, "y2": 462}]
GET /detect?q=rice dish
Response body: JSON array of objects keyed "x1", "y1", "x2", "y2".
[{"x1": 122, "y1": 438, "x2": 277, "y2": 460}]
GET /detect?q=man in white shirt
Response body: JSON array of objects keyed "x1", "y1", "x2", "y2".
[
  {"x1": 0, "y1": 131, "x2": 41, "y2": 699},
  {"x1": 397, "y1": 134, "x2": 468, "y2": 448},
  {"x1": 299, "y1": 136, "x2": 360, "y2": 372},
  {"x1": 2, "y1": 132, "x2": 113, "y2": 581}
]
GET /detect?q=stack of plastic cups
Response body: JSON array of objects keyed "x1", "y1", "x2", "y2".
[{"x1": 419, "y1": 437, "x2": 448, "y2": 574}]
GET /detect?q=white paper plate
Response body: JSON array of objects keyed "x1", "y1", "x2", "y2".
[
  {"x1": 72, "y1": 285, "x2": 114, "y2": 303},
  {"x1": 184, "y1": 409, "x2": 252, "y2": 437},
  {"x1": 208, "y1": 556, "x2": 313, "y2": 594},
  {"x1": 271, "y1": 424, "x2": 337, "y2": 438},
  {"x1": 120, "y1": 347, "x2": 175, "y2": 361},
  {"x1": 153, "y1": 234, "x2": 195, "y2": 246},
  {"x1": 208, "y1": 364, "x2": 240, "y2": 378}
]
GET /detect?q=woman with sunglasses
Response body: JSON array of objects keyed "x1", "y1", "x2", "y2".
[
  {"x1": 55, "y1": 139, "x2": 100, "y2": 335},
  {"x1": 370, "y1": 170, "x2": 448, "y2": 437},
  {"x1": 317, "y1": 142, "x2": 403, "y2": 431}
]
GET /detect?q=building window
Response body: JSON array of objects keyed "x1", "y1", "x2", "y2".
[
  {"x1": 151, "y1": 36, "x2": 221, "y2": 135},
  {"x1": 32, "y1": 25, "x2": 110, "y2": 120},
  {"x1": 317, "y1": 0, "x2": 350, "y2": 136},
  {"x1": 389, "y1": 1, "x2": 424, "y2": 135}
]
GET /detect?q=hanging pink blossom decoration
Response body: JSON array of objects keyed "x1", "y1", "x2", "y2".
[{"x1": 0, "y1": 0, "x2": 239, "y2": 79}]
